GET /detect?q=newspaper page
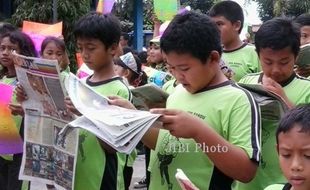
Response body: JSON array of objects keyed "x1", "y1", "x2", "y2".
[
  {"x1": 175, "y1": 169, "x2": 200, "y2": 190},
  {"x1": 13, "y1": 53, "x2": 78, "y2": 190},
  {"x1": 238, "y1": 83, "x2": 289, "y2": 120},
  {"x1": 131, "y1": 83, "x2": 169, "y2": 110},
  {"x1": 62, "y1": 73, "x2": 161, "y2": 154}
]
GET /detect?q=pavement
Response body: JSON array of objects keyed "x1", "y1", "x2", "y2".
[{"x1": 30, "y1": 155, "x2": 147, "y2": 190}]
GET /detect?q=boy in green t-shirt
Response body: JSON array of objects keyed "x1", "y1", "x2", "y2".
[
  {"x1": 209, "y1": 1, "x2": 260, "y2": 82},
  {"x1": 65, "y1": 12, "x2": 131, "y2": 190},
  {"x1": 110, "y1": 11, "x2": 261, "y2": 190},
  {"x1": 264, "y1": 105, "x2": 310, "y2": 190},
  {"x1": 295, "y1": 13, "x2": 310, "y2": 78},
  {"x1": 237, "y1": 17, "x2": 310, "y2": 190}
]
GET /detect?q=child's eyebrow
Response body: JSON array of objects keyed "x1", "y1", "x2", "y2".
[
  {"x1": 301, "y1": 145, "x2": 310, "y2": 150},
  {"x1": 278, "y1": 145, "x2": 291, "y2": 150}
]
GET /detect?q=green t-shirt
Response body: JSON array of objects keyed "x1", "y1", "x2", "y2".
[
  {"x1": 162, "y1": 79, "x2": 177, "y2": 94},
  {"x1": 264, "y1": 183, "x2": 291, "y2": 190},
  {"x1": 222, "y1": 43, "x2": 260, "y2": 82},
  {"x1": 0, "y1": 76, "x2": 23, "y2": 161},
  {"x1": 149, "y1": 81, "x2": 261, "y2": 190},
  {"x1": 74, "y1": 76, "x2": 131, "y2": 190},
  {"x1": 235, "y1": 73, "x2": 310, "y2": 190}
]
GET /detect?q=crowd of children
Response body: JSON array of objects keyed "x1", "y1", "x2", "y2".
[{"x1": 1, "y1": 1, "x2": 310, "y2": 190}]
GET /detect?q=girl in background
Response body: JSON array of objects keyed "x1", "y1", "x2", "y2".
[{"x1": 0, "y1": 30, "x2": 36, "y2": 190}]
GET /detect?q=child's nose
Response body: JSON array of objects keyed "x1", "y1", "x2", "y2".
[{"x1": 290, "y1": 156, "x2": 303, "y2": 172}]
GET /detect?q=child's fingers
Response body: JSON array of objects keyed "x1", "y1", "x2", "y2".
[
  {"x1": 107, "y1": 95, "x2": 121, "y2": 100},
  {"x1": 150, "y1": 108, "x2": 181, "y2": 116},
  {"x1": 108, "y1": 98, "x2": 136, "y2": 110}
]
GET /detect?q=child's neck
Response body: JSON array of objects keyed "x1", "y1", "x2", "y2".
[
  {"x1": 6, "y1": 66, "x2": 16, "y2": 78},
  {"x1": 223, "y1": 38, "x2": 244, "y2": 52},
  {"x1": 209, "y1": 70, "x2": 229, "y2": 87},
  {"x1": 90, "y1": 64, "x2": 116, "y2": 82}
]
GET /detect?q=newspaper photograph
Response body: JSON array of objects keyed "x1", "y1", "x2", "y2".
[{"x1": 13, "y1": 53, "x2": 78, "y2": 190}]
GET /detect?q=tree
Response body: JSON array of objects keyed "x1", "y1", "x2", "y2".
[
  {"x1": 10, "y1": 0, "x2": 90, "y2": 73},
  {"x1": 180, "y1": 0, "x2": 215, "y2": 14},
  {"x1": 113, "y1": 0, "x2": 216, "y2": 32},
  {"x1": 255, "y1": 0, "x2": 310, "y2": 22}
]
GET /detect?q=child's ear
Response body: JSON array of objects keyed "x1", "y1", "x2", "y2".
[
  {"x1": 276, "y1": 144, "x2": 279, "y2": 154},
  {"x1": 233, "y1": 20, "x2": 242, "y2": 33},
  {"x1": 124, "y1": 69, "x2": 130, "y2": 78},
  {"x1": 208, "y1": 50, "x2": 220, "y2": 65},
  {"x1": 109, "y1": 43, "x2": 119, "y2": 56}
]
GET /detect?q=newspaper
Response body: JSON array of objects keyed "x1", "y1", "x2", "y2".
[
  {"x1": 13, "y1": 53, "x2": 78, "y2": 190},
  {"x1": 238, "y1": 83, "x2": 289, "y2": 120},
  {"x1": 60, "y1": 73, "x2": 161, "y2": 154},
  {"x1": 175, "y1": 169, "x2": 200, "y2": 190},
  {"x1": 131, "y1": 83, "x2": 169, "y2": 110}
]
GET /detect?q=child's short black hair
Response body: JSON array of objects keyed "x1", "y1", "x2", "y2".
[
  {"x1": 138, "y1": 51, "x2": 147, "y2": 64},
  {"x1": 73, "y1": 12, "x2": 121, "y2": 49},
  {"x1": 295, "y1": 13, "x2": 310, "y2": 27},
  {"x1": 1, "y1": 31, "x2": 37, "y2": 57},
  {"x1": 121, "y1": 32, "x2": 130, "y2": 41},
  {"x1": 160, "y1": 11, "x2": 222, "y2": 64},
  {"x1": 208, "y1": 0, "x2": 244, "y2": 34},
  {"x1": 255, "y1": 17, "x2": 300, "y2": 57},
  {"x1": 276, "y1": 105, "x2": 310, "y2": 144}
]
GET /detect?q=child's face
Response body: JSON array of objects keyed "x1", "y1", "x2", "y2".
[
  {"x1": 259, "y1": 47, "x2": 295, "y2": 84},
  {"x1": 278, "y1": 125, "x2": 310, "y2": 190},
  {"x1": 300, "y1": 26, "x2": 310, "y2": 46},
  {"x1": 0, "y1": 37, "x2": 20, "y2": 68},
  {"x1": 42, "y1": 41, "x2": 66, "y2": 70},
  {"x1": 163, "y1": 51, "x2": 217, "y2": 94},
  {"x1": 76, "y1": 38, "x2": 114, "y2": 71},
  {"x1": 148, "y1": 44, "x2": 163, "y2": 64},
  {"x1": 211, "y1": 16, "x2": 240, "y2": 47}
]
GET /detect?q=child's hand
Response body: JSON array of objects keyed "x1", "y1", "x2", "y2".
[
  {"x1": 59, "y1": 51, "x2": 70, "y2": 71},
  {"x1": 262, "y1": 76, "x2": 286, "y2": 98},
  {"x1": 9, "y1": 103, "x2": 24, "y2": 116},
  {"x1": 15, "y1": 84, "x2": 28, "y2": 103},
  {"x1": 152, "y1": 14, "x2": 161, "y2": 25},
  {"x1": 150, "y1": 108, "x2": 204, "y2": 139},
  {"x1": 108, "y1": 96, "x2": 136, "y2": 110},
  {"x1": 262, "y1": 76, "x2": 294, "y2": 108},
  {"x1": 64, "y1": 97, "x2": 81, "y2": 116}
]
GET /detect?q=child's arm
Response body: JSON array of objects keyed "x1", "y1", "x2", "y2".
[
  {"x1": 262, "y1": 76, "x2": 294, "y2": 109},
  {"x1": 64, "y1": 97, "x2": 82, "y2": 116},
  {"x1": 150, "y1": 108, "x2": 258, "y2": 183}
]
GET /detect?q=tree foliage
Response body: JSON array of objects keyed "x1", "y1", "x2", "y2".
[
  {"x1": 254, "y1": 0, "x2": 310, "y2": 22},
  {"x1": 113, "y1": 0, "x2": 216, "y2": 32},
  {"x1": 10, "y1": 0, "x2": 90, "y2": 73},
  {"x1": 180, "y1": 0, "x2": 215, "y2": 14}
]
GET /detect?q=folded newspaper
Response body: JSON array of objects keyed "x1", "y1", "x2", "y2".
[
  {"x1": 60, "y1": 73, "x2": 161, "y2": 154},
  {"x1": 131, "y1": 83, "x2": 169, "y2": 110},
  {"x1": 238, "y1": 83, "x2": 289, "y2": 120},
  {"x1": 13, "y1": 52, "x2": 77, "y2": 190}
]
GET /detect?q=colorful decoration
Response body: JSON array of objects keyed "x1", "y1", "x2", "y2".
[{"x1": 0, "y1": 83, "x2": 23, "y2": 154}]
